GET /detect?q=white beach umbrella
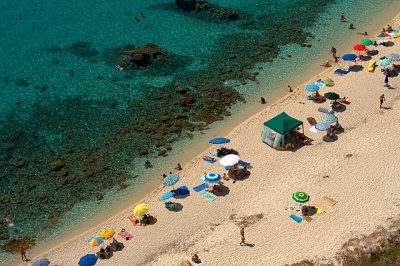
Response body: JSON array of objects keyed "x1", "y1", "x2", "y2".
[{"x1": 220, "y1": 154, "x2": 240, "y2": 167}]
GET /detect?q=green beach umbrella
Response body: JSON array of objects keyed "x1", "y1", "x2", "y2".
[
  {"x1": 324, "y1": 92, "x2": 340, "y2": 100},
  {"x1": 360, "y1": 38, "x2": 373, "y2": 46},
  {"x1": 292, "y1": 191, "x2": 309, "y2": 203}
]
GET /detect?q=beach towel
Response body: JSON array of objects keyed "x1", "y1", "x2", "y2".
[
  {"x1": 128, "y1": 215, "x2": 139, "y2": 226},
  {"x1": 320, "y1": 196, "x2": 338, "y2": 206},
  {"x1": 193, "y1": 183, "x2": 209, "y2": 192},
  {"x1": 202, "y1": 156, "x2": 217, "y2": 164},
  {"x1": 301, "y1": 215, "x2": 313, "y2": 222},
  {"x1": 160, "y1": 191, "x2": 175, "y2": 202},
  {"x1": 238, "y1": 160, "x2": 251, "y2": 167},
  {"x1": 334, "y1": 69, "x2": 350, "y2": 76},
  {"x1": 318, "y1": 107, "x2": 332, "y2": 113},
  {"x1": 118, "y1": 231, "x2": 133, "y2": 240},
  {"x1": 201, "y1": 192, "x2": 216, "y2": 201},
  {"x1": 289, "y1": 214, "x2": 303, "y2": 223}
]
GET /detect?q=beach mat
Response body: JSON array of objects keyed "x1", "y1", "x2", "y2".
[
  {"x1": 160, "y1": 191, "x2": 175, "y2": 202},
  {"x1": 193, "y1": 183, "x2": 209, "y2": 192},
  {"x1": 128, "y1": 215, "x2": 139, "y2": 226},
  {"x1": 301, "y1": 215, "x2": 313, "y2": 222},
  {"x1": 320, "y1": 196, "x2": 338, "y2": 206},
  {"x1": 290, "y1": 214, "x2": 303, "y2": 223},
  {"x1": 201, "y1": 192, "x2": 216, "y2": 201},
  {"x1": 118, "y1": 231, "x2": 133, "y2": 240}
]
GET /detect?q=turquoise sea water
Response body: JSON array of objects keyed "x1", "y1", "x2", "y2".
[{"x1": 0, "y1": 0, "x2": 399, "y2": 263}]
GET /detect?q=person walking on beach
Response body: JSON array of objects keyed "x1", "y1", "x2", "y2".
[
  {"x1": 330, "y1": 47, "x2": 337, "y2": 62},
  {"x1": 380, "y1": 94, "x2": 385, "y2": 108},
  {"x1": 19, "y1": 246, "x2": 27, "y2": 261},
  {"x1": 240, "y1": 227, "x2": 245, "y2": 245}
]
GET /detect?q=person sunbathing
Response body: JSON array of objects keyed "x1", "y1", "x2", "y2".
[
  {"x1": 192, "y1": 254, "x2": 201, "y2": 263},
  {"x1": 356, "y1": 31, "x2": 368, "y2": 35},
  {"x1": 358, "y1": 55, "x2": 370, "y2": 61},
  {"x1": 320, "y1": 60, "x2": 331, "y2": 67},
  {"x1": 203, "y1": 155, "x2": 216, "y2": 162},
  {"x1": 331, "y1": 101, "x2": 341, "y2": 109},
  {"x1": 337, "y1": 97, "x2": 348, "y2": 103}
]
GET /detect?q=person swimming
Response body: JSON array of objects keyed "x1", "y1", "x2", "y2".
[
  {"x1": 134, "y1": 16, "x2": 140, "y2": 22},
  {"x1": 140, "y1": 13, "x2": 146, "y2": 19}
]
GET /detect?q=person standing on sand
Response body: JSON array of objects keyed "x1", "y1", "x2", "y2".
[
  {"x1": 331, "y1": 47, "x2": 337, "y2": 62},
  {"x1": 380, "y1": 94, "x2": 385, "y2": 108},
  {"x1": 240, "y1": 227, "x2": 245, "y2": 245},
  {"x1": 19, "y1": 246, "x2": 27, "y2": 261},
  {"x1": 286, "y1": 85, "x2": 292, "y2": 92}
]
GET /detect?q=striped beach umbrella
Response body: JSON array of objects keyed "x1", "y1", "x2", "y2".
[
  {"x1": 322, "y1": 113, "x2": 338, "y2": 123},
  {"x1": 378, "y1": 58, "x2": 391, "y2": 66},
  {"x1": 387, "y1": 53, "x2": 400, "y2": 62},
  {"x1": 204, "y1": 172, "x2": 222, "y2": 183},
  {"x1": 87, "y1": 236, "x2": 104, "y2": 246},
  {"x1": 292, "y1": 191, "x2": 310, "y2": 203}
]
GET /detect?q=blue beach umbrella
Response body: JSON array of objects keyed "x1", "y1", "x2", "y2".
[
  {"x1": 387, "y1": 53, "x2": 400, "y2": 62},
  {"x1": 378, "y1": 58, "x2": 391, "y2": 66},
  {"x1": 78, "y1": 254, "x2": 98, "y2": 266},
  {"x1": 32, "y1": 258, "x2": 50, "y2": 266},
  {"x1": 204, "y1": 172, "x2": 222, "y2": 183},
  {"x1": 305, "y1": 84, "x2": 319, "y2": 92},
  {"x1": 162, "y1": 174, "x2": 180, "y2": 187},
  {"x1": 342, "y1": 54, "x2": 357, "y2": 61},
  {"x1": 209, "y1": 137, "x2": 230, "y2": 144},
  {"x1": 314, "y1": 122, "x2": 331, "y2": 131}
]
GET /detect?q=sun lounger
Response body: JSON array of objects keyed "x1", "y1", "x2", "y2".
[
  {"x1": 289, "y1": 214, "x2": 303, "y2": 223},
  {"x1": 368, "y1": 60, "x2": 376, "y2": 72},
  {"x1": 320, "y1": 196, "x2": 338, "y2": 206},
  {"x1": 238, "y1": 160, "x2": 251, "y2": 167},
  {"x1": 193, "y1": 183, "x2": 210, "y2": 192},
  {"x1": 160, "y1": 191, "x2": 175, "y2": 202}
]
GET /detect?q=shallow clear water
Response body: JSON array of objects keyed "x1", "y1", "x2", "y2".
[{"x1": 0, "y1": 0, "x2": 399, "y2": 263}]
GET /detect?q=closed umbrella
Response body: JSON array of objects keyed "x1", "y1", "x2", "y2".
[
  {"x1": 378, "y1": 58, "x2": 391, "y2": 66},
  {"x1": 314, "y1": 122, "x2": 331, "y2": 131},
  {"x1": 321, "y1": 77, "x2": 334, "y2": 86},
  {"x1": 292, "y1": 191, "x2": 310, "y2": 203},
  {"x1": 87, "y1": 236, "x2": 104, "y2": 246},
  {"x1": 133, "y1": 203, "x2": 149, "y2": 217},
  {"x1": 324, "y1": 92, "x2": 340, "y2": 100},
  {"x1": 360, "y1": 39, "x2": 373, "y2": 46},
  {"x1": 162, "y1": 173, "x2": 180, "y2": 187},
  {"x1": 353, "y1": 44, "x2": 366, "y2": 52},
  {"x1": 204, "y1": 172, "x2": 222, "y2": 183},
  {"x1": 342, "y1": 54, "x2": 357, "y2": 61},
  {"x1": 78, "y1": 254, "x2": 98, "y2": 266},
  {"x1": 322, "y1": 113, "x2": 338, "y2": 123},
  {"x1": 32, "y1": 258, "x2": 50, "y2": 266},
  {"x1": 99, "y1": 228, "x2": 115, "y2": 239},
  {"x1": 305, "y1": 84, "x2": 319, "y2": 92}
]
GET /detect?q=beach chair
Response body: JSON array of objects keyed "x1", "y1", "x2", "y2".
[
  {"x1": 307, "y1": 117, "x2": 317, "y2": 126},
  {"x1": 368, "y1": 60, "x2": 376, "y2": 72}
]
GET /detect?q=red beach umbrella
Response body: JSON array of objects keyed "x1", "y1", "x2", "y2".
[{"x1": 353, "y1": 44, "x2": 366, "y2": 52}]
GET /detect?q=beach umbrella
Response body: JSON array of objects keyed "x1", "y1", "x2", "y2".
[
  {"x1": 209, "y1": 137, "x2": 230, "y2": 144},
  {"x1": 87, "y1": 236, "x2": 104, "y2": 246},
  {"x1": 324, "y1": 92, "x2": 340, "y2": 100},
  {"x1": 78, "y1": 254, "x2": 98, "y2": 266},
  {"x1": 360, "y1": 38, "x2": 373, "y2": 46},
  {"x1": 314, "y1": 122, "x2": 331, "y2": 131},
  {"x1": 99, "y1": 228, "x2": 115, "y2": 239},
  {"x1": 305, "y1": 84, "x2": 319, "y2": 92},
  {"x1": 292, "y1": 191, "x2": 310, "y2": 203},
  {"x1": 322, "y1": 113, "x2": 338, "y2": 123},
  {"x1": 172, "y1": 259, "x2": 191, "y2": 266},
  {"x1": 204, "y1": 172, "x2": 222, "y2": 183},
  {"x1": 220, "y1": 154, "x2": 240, "y2": 167},
  {"x1": 32, "y1": 258, "x2": 50, "y2": 266},
  {"x1": 133, "y1": 203, "x2": 149, "y2": 217},
  {"x1": 353, "y1": 44, "x2": 366, "y2": 52},
  {"x1": 378, "y1": 32, "x2": 389, "y2": 37},
  {"x1": 162, "y1": 173, "x2": 180, "y2": 187},
  {"x1": 378, "y1": 58, "x2": 391, "y2": 66},
  {"x1": 342, "y1": 54, "x2": 357, "y2": 61},
  {"x1": 321, "y1": 77, "x2": 335, "y2": 86},
  {"x1": 387, "y1": 53, "x2": 400, "y2": 62}
]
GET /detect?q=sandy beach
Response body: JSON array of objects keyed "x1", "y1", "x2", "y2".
[{"x1": 10, "y1": 11, "x2": 400, "y2": 266}]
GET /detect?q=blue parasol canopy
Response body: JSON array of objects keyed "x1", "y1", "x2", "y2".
[
  {"x1": 305, "y1": 84, "x2": 319, "y2": 92},
  {"x1": 314, "y1": 122, "x2": 331, "y2": 131},
  {"x1": 342, "y1": 54, "x2": 357, "y2": 61},
  {"x1": 162, "y1": 174, "x2": 180, "y2": 187},
  {"x1": 204, "y1": 172, "x2": 222, "y2": 183},
  {"x1": 78, "y1": 254, "x2": 98, "y2": 266},
  {"x1": 209, "y1": 137, "x2": 230, "y2": 144}
]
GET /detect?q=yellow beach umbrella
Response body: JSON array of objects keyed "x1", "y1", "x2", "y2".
[
  {"x1": 321, "y1": 77, "x2": 335, "y2": 86},
  {"x1": 99, "y1": 228, "x2": 115, "y2": 239},
  {"x1": 172, "y1": 259, "x2": 191, "y2": 266},
  {"x1": 133, "y1": 203, "x2": 149, "y2": 217}
]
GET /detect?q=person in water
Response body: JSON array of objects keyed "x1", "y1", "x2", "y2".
[
  {"x1": 140, "y1": 13, "x2": 146, "y2": 19},
  {"x1": 260, "y1": 97, "x2": 266, "y2": 104}
]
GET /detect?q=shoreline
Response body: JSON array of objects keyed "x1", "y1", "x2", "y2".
[{"x1": 7, "y1": 5, "x2": 400, "y2": 266}]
